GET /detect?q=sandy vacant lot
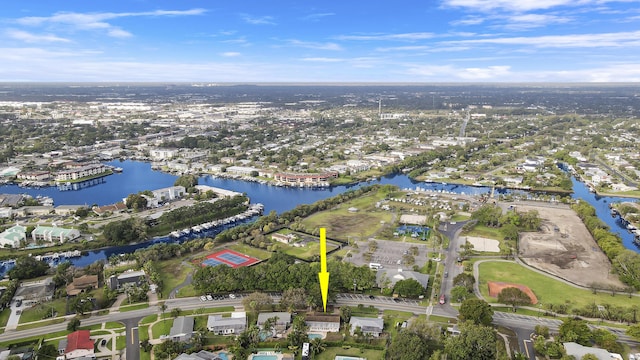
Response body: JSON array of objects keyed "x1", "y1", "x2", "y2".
[{"x1": 517, "y1": 203, "x2": 624, "y2": 288}]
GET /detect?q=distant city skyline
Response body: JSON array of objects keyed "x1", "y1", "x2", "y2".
[{"x1": 2, "y1": 0, "x2": 640, "y2": 82}]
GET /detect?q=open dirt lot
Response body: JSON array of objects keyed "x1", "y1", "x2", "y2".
[{"x1": 516, "y1": 203, "x2": 625, "y2": 288}]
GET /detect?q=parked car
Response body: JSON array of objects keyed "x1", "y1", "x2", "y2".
[{"x1": 439, "y1": 294, "x2": 446, "y2": 305}]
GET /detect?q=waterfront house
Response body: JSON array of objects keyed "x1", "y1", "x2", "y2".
[
  {"x1": 206, "y1": 311, "x2": 246, "y2": 335},
  {"x1": 66, "y1": 275, "x2": 99, "y2": 296},
  {"x1": 0, "y1": 224, "x2": 26, "y2": 248},
  {"x1": 31, "y1": 225, "x2": 80, "y2": 244},
  {"x1": 107, "y1": 270, "x2": 146, "y2": 291},
  {"x1": 14, "y1": 277, "x2": 55, "y2": 307},
  {"x1": 55, "y1": 163, "x2": 109, "y2": 182},
  {"x1": 349, "y1": 317, "x2": 384, "y2": 337}
]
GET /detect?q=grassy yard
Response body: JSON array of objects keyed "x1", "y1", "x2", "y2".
[
  {"x1": 120, "y1": 303, "x2": 149, "y2": 312},
  {"x1": 382, "y1": 310, "x2": 414, "y2": 339},
  {"x1": 0, "y1": 308, "x2": 10, "y2": 329},
  {"x1": 158, "y1": 258, "x2": 194, "y2": 299},
  {"x1": 116, "y1": 335, "x2": 126, "y2": 350},
  {"x1": 275, "y1": 239, "x2": 341, "y2": 260},
  {"x1": 16, "y1": 318, "x2": 65, "y2": 330},
  {"x1": 18, "y1": 299, "x2": 67, "y2": 323},
  {"x1": 140, "y1": 315, "x2": 158, "y2": 325},
  {"x1": 301, "y1": 191, "x2": 393, "y2": 240},
  {"x1": 462, "y1": 224, "x2": 503, "y2": 240},
  {"x1": 317, "y1": 346, "x2": 384, "y2": 360},
  {"x1": 139, "y1": 325, "x2": 149, "y2": 341},
  {"x1": 152, "y1": 318, "x2": 172, "y2": 338},
  {"x1": 105, "y1": 321, "x2": 125, "y2": 329},
  {"x1": 478, "y1": 261, "x2": 640, "y2": 308},
  {"x1": 228, "y1": 243, "x2": 273, "y2": 260},
  {"x1": 0, "y1": 329, "x2": 69, "y2": 347}
]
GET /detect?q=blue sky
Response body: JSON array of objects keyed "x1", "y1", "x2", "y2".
[{"x1": 2, "y1": 0, "x2": 640, "y2": 82}]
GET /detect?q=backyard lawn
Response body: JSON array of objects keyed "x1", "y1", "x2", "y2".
[
  {"x1": 317, "y1": 347, "x2": 384, "y2": 360},
  {"x1": 478, "y1": 260, "x2": 640, "y2": 308}
]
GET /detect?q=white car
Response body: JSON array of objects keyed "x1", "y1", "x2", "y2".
[
  {"x1": 200, "y1": 296, "x2": 206, "y2": 301},
  {"x1": 206, "y1": 295, "x2": 213, "y2": 301},
  {"x1": 229, "y1": 294, "x2": 236, "y2": 299}
]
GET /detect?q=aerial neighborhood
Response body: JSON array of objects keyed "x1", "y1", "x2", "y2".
[{"x1": 0, "y1": 84, "x2": 639, "y2": 360}]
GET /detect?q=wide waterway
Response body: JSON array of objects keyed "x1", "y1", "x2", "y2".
[{"x1": 0, "y1": 160, "x2": 637, "y2": 269}]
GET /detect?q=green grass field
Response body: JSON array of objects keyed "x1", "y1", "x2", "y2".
[
  {"x1": 18, "y1": 299, "x2": 66, "y2": 323},
  {"x1": 152, "y1": 319, "x2": 172, "y2": 338},
  {"x1": 104, "y1": 321, "x2": 125, "y2": 329},
  {"x1": 120, "y1": 303, "x2": 149, "y2": 312},
  {"x1": 462, "y1": 224, "x2": 503, "y2": 240},
  {"x1": 317, "y1": 347, "x2": 384, "y2": 360},
  {"x1": 275, "y1": 238, "x2": 341, "y2": 260},
  {"x1": 159, "y1": 258, "x2": 194, "y2": 298},
  {"x1": 301, "y1": 191, "x2": 393, "y2": 239},
  {"x1": 477, "y1": 261, "x2": 640, "y2": 308},
  {"x1": 228, "y1": 243, "x2": 273, "y2": 260}
]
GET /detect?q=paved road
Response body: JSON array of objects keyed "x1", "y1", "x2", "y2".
[{"x1": 123, "y1": 316, "x2": 144, "y2": 360}]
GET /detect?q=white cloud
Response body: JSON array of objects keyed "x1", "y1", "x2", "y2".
[
  {"x1": 443, "y1": 0, "x2": 581, "y2": 12},
  {"x1": 406, "y1": 63, "x2": 513, "y2": 80},
  {"x1": 501, "y1": 13, "x2": 572, "y2": 29},
  {"x1": 286, "y1": 39, "x2": 342, "y2": 51},
  {"x1": 451, "y1": 17, "x2": 486, "y2": 26},
  {"x1": 301, "y1": 57, "x2": 345, "y2": 62},
  {"x1": 375, "y1": 45, "x2": 432, "y2": 52},
  {"x1": 221, "y1": 52, "x2": 241, "y2": 57},
  {"x1": 301, "y1": 13, "x2": 335, "y2": 21},
  {"x1": 241, "y1": 14, "x2": 276, "y2": 25},
  {"x1": 445, "y1": 30, "x2": 640, "y2": 48},
  {"x1": 6, "y1": 29, "x2": 71, "y2": 43},
  {"x1": 14, "y1": 9, "x2": 206, "y2": 38},
  {"x1": 335, "y1": 32, "x2": 435, "y2": 41}
]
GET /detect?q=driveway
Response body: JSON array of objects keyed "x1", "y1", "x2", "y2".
[{"x1": 5, "y1": 301, "x2": 23, "y2": 330}]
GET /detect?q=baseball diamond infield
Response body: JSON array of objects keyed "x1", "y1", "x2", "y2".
[{"x1": 487, "y1": 281, "x2": 538, "y2": 304}]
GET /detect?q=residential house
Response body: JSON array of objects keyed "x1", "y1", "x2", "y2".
[
  {"x1": 0, "y1": 224, "x2": 26, "y2": 248},
  {"x1": 170, "y1": 316, "x2": 194, "y2": 342},
  {"x1": 92, "y1": 202, "x2": 127, "y2": 216},
  {"x1": 57, "y1": 330, "x2": 95, "y2": 360},
  {"x1": 66, "y1": 275, "x2": 99, "y2": 296},
  {"x1": 107, "y1": 270, "x2": 146, "y2": 291},
  {"x1": 14, "y1": 277, "x2": 55, "y2": 306},
  {"x1": 31, "y1": 225, "x2": 80, "y2": 244},
  {"x1": 14, "y1": 206, "x2": 54, "y2": 217},
  {"x1": 54, "y1": 205, "x2": 85, "y2": 216},
  {"x1": 349, "y1": 317, "x2": 384, "y2": 337},
  {"x1": 226, "y1": 166, "x2": 260, "y2": 176},
  {"x1": 174, "y1": 350, "x2": 225, "y2": 360},
  {"x1": 304, "y1": 313, "x2": 340, "y2": 333},
  {"x1": 152, "y1": 186, "x2": 186, "y2": 203},
  {"x1": 563, "y1": 342, "x2": 622, "y2": 360},
  {"x1": 257, "y1": 312, "x2": 291, "y2": 333},
  {"x1": 271, "y1": 233, "x2": 297, "y2": 245},
  {"x1": 149, "y1": 148, "x2": 178, "y2": 161},
  {"x1": 206, "y1": 311, "x2": 246, "y2": 335}
]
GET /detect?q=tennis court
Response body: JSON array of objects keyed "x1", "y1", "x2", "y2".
[{"x1": 201, "y1": 249, "x2": 260, "y2": 268}]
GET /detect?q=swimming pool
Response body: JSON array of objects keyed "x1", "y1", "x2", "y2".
[
  {"x1": 250, "y1": 356, "x2": 278, "y2": 360},
  {"x1": 335, "y1": 356, "x2": 366, "y2": 360},
  {"x1": 308, "y1": 333, "x2": 323, "y2": 339},
  {"x1": 214, "y1": 352, "x2": 229, "y2": 360}
]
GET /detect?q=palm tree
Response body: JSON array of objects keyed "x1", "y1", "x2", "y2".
[
  {"x1": 310, "y1": 338, "x2": 326, "y2": 359},
  {"x1": 160, "y1": 303, "x2": 168, "y2": 331}
]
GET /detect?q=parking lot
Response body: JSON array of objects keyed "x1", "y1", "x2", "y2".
[
  {"x1": 335, "y1": 293, "x2": 421, "y2": 307},
  {"x1": 344, "y1": 238, "x2": 436, "y2": 269}
]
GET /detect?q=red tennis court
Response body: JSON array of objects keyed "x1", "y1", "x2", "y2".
[{"x1": 202, "y1": 249, "x2": 260, "y2": 268}]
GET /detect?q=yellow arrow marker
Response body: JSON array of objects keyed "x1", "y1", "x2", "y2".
[{"x1": 318, "y1": 227, "x2": 330, "y2": 312}]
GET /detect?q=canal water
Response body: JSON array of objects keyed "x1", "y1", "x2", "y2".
[{"x1": 0, "y1": 160, "x2": 637, "y2": 269}]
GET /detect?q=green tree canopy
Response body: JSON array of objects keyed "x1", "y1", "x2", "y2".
[
  {"x1": 458, "y1": 299, "x2": 494, "y2": 326},
  {"x1": 394, "y1": 278, "x2": 425, "y2": 298},
  {"x1": 497, "y1": 287, "x2": 532, "y2": 310},
  {"x1": 7, "y1": 256, "x2": 49, "y2": 280},
  {"x1": 558, "y1": 318, "x2": 592, "y2": 346},
  {"x1": 444, "y1": 322, "x2": 497, "y2": 360},
  {"x1": 174, "y1": 174, "x2": 198, "y2": 192}
]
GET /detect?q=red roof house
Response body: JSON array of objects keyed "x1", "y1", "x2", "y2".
[{"x1": 64, "y1": 330, "x2": 95, "y2": 359}]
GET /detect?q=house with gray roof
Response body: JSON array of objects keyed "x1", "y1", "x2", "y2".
[
  {"x1": 207, "y1": 312, "x2": 246, "y2": 335},
  {"x1": 169, "y1": 316, "x2": 194, "y2": 342},
  {"x1": 376, "y1": 268, "x2": 429, "y2": 289},
  {"x1": 257, "y1": 312, "x2": 291, "y2": 335},
  {"x1": 349, "y1": 317, "x2": 384, "y2": 337},
  {"x1": 563, "y1": 342, "x2": 622, "y2": 360},
  {"x1": 31, "y1": 225, "x2": 80, "y2": 244},
  {"x1": 14, "y1": 277, "x2": 55, "y2": 306}
]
